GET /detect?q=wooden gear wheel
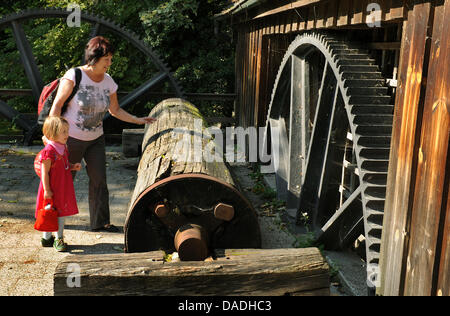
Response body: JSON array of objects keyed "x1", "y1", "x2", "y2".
[{"x1": 263, "y1": 32, "x2": 394, "y2": 287}]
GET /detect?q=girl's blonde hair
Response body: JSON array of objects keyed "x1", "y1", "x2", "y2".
[{"x1": 42, "y1": 116, "x2": 69, "y2": 140}]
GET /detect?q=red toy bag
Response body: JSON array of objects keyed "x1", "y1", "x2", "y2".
[{"x1": 34, "y1": 199, "x2": 58, "y2": 232}]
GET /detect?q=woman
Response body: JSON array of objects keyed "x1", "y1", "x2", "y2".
[{"x1": 49, "y1": 36, "x2": 156, "y2": 232}]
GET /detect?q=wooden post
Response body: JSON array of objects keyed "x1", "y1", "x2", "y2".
[
  {"x1": 54, "y1": 248, "x2": 330, "y2": 296},
  {"x1": 403, "y1": 0, "x2": 450, "y2": 296}
]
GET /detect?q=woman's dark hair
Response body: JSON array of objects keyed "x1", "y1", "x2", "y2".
[{"x1": 84, "y1": 36, "x2": 115, "y2": 65}]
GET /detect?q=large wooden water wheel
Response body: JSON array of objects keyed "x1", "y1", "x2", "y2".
[{"x1": 263, "y1": 32, "x2": 394, "y2": 290}]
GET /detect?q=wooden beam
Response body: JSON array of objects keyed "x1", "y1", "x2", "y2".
[
  {"x1": 351, "y1": 0, "x2": 366, "y2": 25},
  {"x1": 325, "y1": 0, "x2": 338, "y2": 28},
  {"x1": 337, "y1": 0, "x2": 352, "y2": 26},
  {"x1": 252, "y1": 0, "x2": 322, "y2": 20},
  {"x1": 307, "y1": 5, "x2": 317, "y2": 29},
  {"x1": 385, "y1": 0, "x2": 406, "y2": 21},
  {"x1": 54, "y1": 248, "x2": 330, "y2": 296},
  {"x1": 315, "y1": 1, "x2": 327, "y2": 28},
  {"x1": 366, "y1": 42, "x2": 401, "y2": 50}
]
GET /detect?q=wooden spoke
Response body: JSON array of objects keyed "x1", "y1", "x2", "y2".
[
  {"x1": 267, "y1": 59, "x2": 292, "y2": 199},
  {"x1": 298, "y1": 61, "x2": 339, "y2": 226},
  {"x1": 287, "y1": 55, "x2": 303, "y2": 210},
  {"x1": 11, "y1": 20, "x2": 44, "y2": 103},
  {"x1": 118, "y1": 72, "x2": 168, "y2": 109},
  {"x1": 314, "y1": 85, "x2": 340, "y2": 224},
  {"x1": 0, "y1": 99, "x2": 34, "y2": 132},
  {"x1": 300, "y1": 57, "x2": 311, "y2": 184},
  {"x1": 316, "y1": 185, "x2": 363, "y2": 249},
  {"x1": 269, "y1": 117, "x2": 289, "y2": 200},
  {"x1": 287, "y1": 54, "x2": 308, "y2": 211}
]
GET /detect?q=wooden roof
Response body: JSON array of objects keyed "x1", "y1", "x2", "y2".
[
  {"x1": 216, "y1": 0, "x2": 324, "y2": 20},
  {"x1": 216, "y1": 0, "x2": 407, "y2": 26}
]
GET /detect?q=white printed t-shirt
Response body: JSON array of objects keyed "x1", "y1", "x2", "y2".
[{"x1": 62, "y1": 67, "x2": 118, "y2": 141}]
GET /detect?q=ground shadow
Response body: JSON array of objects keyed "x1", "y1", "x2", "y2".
[
  {"x1": 67, "y1": 242, "x2": 125, "y2": 256},
  {"x1": 64, "y1": 224, "x2": 124, "y2": 233}
]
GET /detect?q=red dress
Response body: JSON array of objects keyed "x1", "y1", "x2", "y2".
[{"x1": 35, "y1": 144, "x2": 79, "y2": 218}]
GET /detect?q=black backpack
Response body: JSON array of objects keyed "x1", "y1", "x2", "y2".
[{"x1": 37, "y1": 68, "x2": 82, "y2": 125}]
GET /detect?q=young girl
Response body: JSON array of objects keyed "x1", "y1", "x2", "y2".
[{"x1": 36, "y1": 116, "x2": 81, "y2": 252}]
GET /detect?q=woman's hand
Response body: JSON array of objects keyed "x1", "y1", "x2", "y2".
[
  {"x1": 134, "y1": 116, "x2": 157, "y2": 125},
  {"x1": 108, "y1": 93, "x2": 157, "y2": 125},
  {"x1": 70, "y1": 163, "x2": 82, "y2": 171}
]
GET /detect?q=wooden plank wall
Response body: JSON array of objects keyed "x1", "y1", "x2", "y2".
[
  {"x1": 405, "y1": 0, "x2": 449, "y2": 296},
  {"x1": 235, "y1": 20, "x2": 293, "y2": 128},
  {"x1": 379, "y1": 0, "x2": 449, "y2": 296}
]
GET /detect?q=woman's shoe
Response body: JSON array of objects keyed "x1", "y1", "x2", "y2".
[
  {"x1": 92, "y1": 224, "x2": 119, "y2": 233},
  {"x1": 53, "y1": 238, "x2": 67, "y2": 252},
  {"x1": 41, "y1": 236, "x2": 55, "y2": 247}
]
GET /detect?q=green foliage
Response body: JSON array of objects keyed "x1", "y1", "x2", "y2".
[
  {"x1": 0, "y1": 0, "x2": 234, "y2": 119},
  {"x1": 249, "y1": 166, "x2": 280, "y2": 201},
  {"x1": 139, "y1": 0, "x2": 200, "y2": 48},
  {"x1": 140, "y1": 0, "x2": 234, "y2": 116},
  {"x1": 293, "y1": 232, "x2": 317, "y2": 249}
]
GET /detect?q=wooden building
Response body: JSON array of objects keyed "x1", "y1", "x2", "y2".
[{"x1": 216, "y1": 0, "x2": 449, "y2": 296}]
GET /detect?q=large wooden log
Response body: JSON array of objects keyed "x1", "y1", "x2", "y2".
[
  {"x1": 124, "y1": 99, "x2": 261, "y2": 258},
  {"x1": 54, "y1": 248, "x2": 329, "y2": 296}
]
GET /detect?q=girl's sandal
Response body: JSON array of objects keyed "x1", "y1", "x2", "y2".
[
  {"x1": 53, "y1": 238, "x2": 67, "y2": 252},
  {"x1": 41, "y1": 236, "x2": 55, "y2": 247}
]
